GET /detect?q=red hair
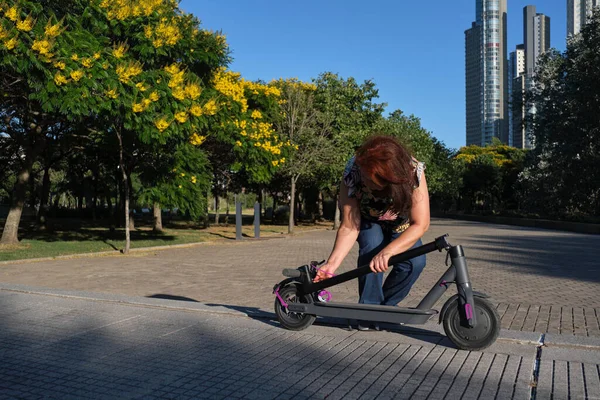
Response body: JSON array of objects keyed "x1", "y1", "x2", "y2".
[{"x1": 354, "y1": 135, "x2": 416, "y2": 216}]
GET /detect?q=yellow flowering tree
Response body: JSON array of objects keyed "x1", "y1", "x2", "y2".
[{"x1": 0, "y1": 0, "x2": 289, "y2": 248}]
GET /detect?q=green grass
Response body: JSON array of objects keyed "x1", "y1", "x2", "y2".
[
  {"x1": 0, "y1": 219, "x2": 331, "y2": 262},
  {"x1": 0, "y1": 228, "x2": 210, "y2": 261}
]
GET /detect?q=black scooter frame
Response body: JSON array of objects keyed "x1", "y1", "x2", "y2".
[{"x1": 281, "y1": 234, "x2": 479, "y2": 327}]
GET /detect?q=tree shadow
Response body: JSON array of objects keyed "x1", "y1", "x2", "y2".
[{"x1": 0, "y1": 291, "x2": 536, "y2": 399}]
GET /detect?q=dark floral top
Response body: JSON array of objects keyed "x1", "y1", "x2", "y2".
[{"x1": 343, "y1": 156, "x2": 425, "y2": 233}]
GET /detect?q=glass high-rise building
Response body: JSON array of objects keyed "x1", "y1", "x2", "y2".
[
  {"x1": 465, "y1": 0, "x2": 509, "y2": 146},
  {"x1": 568, "y1": 0, "x2": 599, "y2": 36}
]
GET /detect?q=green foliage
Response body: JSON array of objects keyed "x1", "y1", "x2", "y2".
[{"x1": 522, "y1": 9, "x2": 600, "y2": 217}]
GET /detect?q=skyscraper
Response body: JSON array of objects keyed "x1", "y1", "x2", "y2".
[
  {"x1": 465, "y1": 0, "x2": 509, "y2": 147},
  {"x1": 568, "y1": 0, "x2": 600, "y2": 36},
  {"x1": 509, "y1": 45, "x2": 525, "y2": 147},
  {"x1": 524, "y1": 6, "x2": 551, "y2": 76},
  {"x1": 512, "y1": 5, "x2": 550, "y2": 149}
]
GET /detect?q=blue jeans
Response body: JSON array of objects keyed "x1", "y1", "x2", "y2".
[{"x1": 357, "y1": 220, "x2": 426, "y2": 306}]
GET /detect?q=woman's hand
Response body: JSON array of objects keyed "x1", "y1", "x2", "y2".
[
  {"x1": 369, "y1": 250, "x2": 392, "y2": 273},
  {"x1": 313, "y1": 264, "x2": 338, "y2": 282}
]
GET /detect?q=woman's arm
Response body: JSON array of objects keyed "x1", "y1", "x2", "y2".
[
  {"x1": 313, "y1": 180, "x2": 361, "y2": 282},
  {"x1": 368, "y1": 171, "x2": 431, "y2": 273}
]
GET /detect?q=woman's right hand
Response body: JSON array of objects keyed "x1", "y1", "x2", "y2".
[{"x1": 313, "y1": 264, "x2": 338, "y2": 282}]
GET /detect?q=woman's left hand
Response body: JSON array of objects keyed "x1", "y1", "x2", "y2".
[{"x1": 370, "y1": 250, "x2": 392, "y2": 273}]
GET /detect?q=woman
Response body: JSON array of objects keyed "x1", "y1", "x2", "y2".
[{"x1": 314, "y1": 135, "x2": 430, "y2": 330}]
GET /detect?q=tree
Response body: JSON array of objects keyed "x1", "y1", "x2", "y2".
[
  {"x1": 0, "y1": 0, "x2": 289, "y2": 249},
  {"x1": 456, "y1": 143, "x2": 527, "y2": 212},
  {"x1": 312, "y1": 72, "x2": 386, "y2": 227},
  {"x1": 522, "y1": 10, "x2": 600, "y2": 217},
  {"x1": 271, "y1": 78, "x2": 332, "y2": 233}
]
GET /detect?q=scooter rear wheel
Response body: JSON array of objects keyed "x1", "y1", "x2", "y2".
[
  {"x1": 443, "y1": 297, "x2": 500, "y2": 351},
  {"x1": 274, "y1": 284, "x2": 316, "y2": 331}
]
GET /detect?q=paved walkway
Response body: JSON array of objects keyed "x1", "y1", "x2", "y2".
[
  {"x1": 2, "y1": 218, "x2": 600, "y2": 399},
  {"x1": 1, "y1": 219, "x2": 600, "y2": 336},
  {"x1": 2, "y1": 288, "x2": 600, "y2": 399}
]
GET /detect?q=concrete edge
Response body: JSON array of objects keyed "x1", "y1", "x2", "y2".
[{"x1": 2, "y1": 283, "x2": 593, "y2": 348}]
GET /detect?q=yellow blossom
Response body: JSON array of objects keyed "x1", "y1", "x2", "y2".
[
  {"x1": 180, "y1": 173, "x2": 185, "y2": 177},
  {"x1": 106, "y1": 88, "x2": 119, "y2": 99},
  {"x1": 116, "y1": 61, "x2": 143, "y2": 84},
  {"x1": 71, "y1": 54, "x2": 78, "y2": 61},
  {"x1": 54, "y1": 61, "x2": 66, "y2": 70},
  {"x1": 143, "y1": 98, "x2": 152, "y2": 107},
  {"x1": 149, "y1": 91, "x2": 160, "y2": 102},
  {"x1": 112, "y1": 43, "x2": 128, "y2": 59},
  {"x1": 251, "y1": 110, "x2": 262, "y2": 120},
  {"x1": 171, "y1": 87, "x2": 186, "y2": 101},
  {"x1": 5, "y1": 6, "x2": 18, "y2": 22},
  {"x1": 32, "y1": 39, "x2": 52, "y2": 55},
  {"x1": 70, "y1": 70, "x2": 84, "y2": 82},
  {"x1": 175, "y1": 112, "x2": 188, "y2": 123},
  {"x1": 184, "y1": 83, "x2": 201, "y2": 100},
  {"x1": 153, "y1": 38, "x2": 164, "y2": 48},
  {"x1": 54, "y1": 73, "x2": 68, "y2": 86},
  {"x1": 16, "y1": 15, "x2": 35, "y2": 32},
  {"x1": 132, "y1": 102, "x2": 144, "y2": 113},
  {"x1": 168, "y1": 71, "x2": 184, "y2": 88},
  {"x1": 189, "y1": 133, "x2": 206, "y2": 146},
  {"x1": 235, "y1": 141, "x2": 242, "y2": 147},
  {"x1": 164, "y1": 64, "x2": 181, "y2": 75},
  {"x1": 178, "y1": 185, "x2": 182, "y2": 189},
  {"x1": 272, "y1": 160, "x2": 279, "y2": 166},
  {"x1": 240, "y1": 130, "x2": 247, "y2": 136},
  {"x1": 93, "y1": 52, "x2": 101, "y2": 60},
  {"x1": 155, "y1": 118, "x2": 170, "y2": 132},
  {"x1": 280, "y1": 158, "x2": 286, "y2": 164},
  {"x1": 203, "y1": 99, "x2": 218, "y2": 115},
  {"x1": 144, "y1": 26, "x2": 153, "y2": 39},
  {"x1": 44, "y1": 22, "x2": 62, "y2": 37},
  {"x1": 191, "y1": 176, "x2": 197, "y2": 184},
  {"x1": 102, "y1": 61, "x2": 110, "y2": 70},
  {"x1": 0, "y1": 25, "x2": 8, "y2": 40},
  {"x1": 190, "y1": 104, "x2": 203, "y2": 117},
  {"x1": 136, "y1": 82, "x2": 147, "y2": 92},
  {"x1": 81, "y1": 58, "x2": 93, "y2": 68}
]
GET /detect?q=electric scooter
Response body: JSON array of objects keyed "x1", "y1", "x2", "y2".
[{"x1": 273, "y1": 234, "x2": 500, "y2": 351}]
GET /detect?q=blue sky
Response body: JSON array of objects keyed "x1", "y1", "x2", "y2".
[{"x1": 180, "y1": 0, "x2": 568, "y2": 150}]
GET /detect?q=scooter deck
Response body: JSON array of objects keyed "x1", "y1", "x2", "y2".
[{"x1": 287, "y1": 302, "x2": 438, "y2": 325}]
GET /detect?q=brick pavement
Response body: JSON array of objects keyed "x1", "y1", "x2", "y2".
[
  {"x1": 1, "y1": 218, "x2": 600, "y2": 336},
  {"x1": 2, "y1": 289, "x2": 600, "y2": 399}
]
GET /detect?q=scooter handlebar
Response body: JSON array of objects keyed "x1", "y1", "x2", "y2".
[{"x1": 282, "y1": 268, "x2": 302, "y2": 278}]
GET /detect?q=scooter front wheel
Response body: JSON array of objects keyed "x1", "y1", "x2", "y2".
[
  {"x1": 443, "y1": 297, "x2": 500, "y2": 351},
  {"x1": 274, "y1": 284, "x2": 316, "y2": 331}
]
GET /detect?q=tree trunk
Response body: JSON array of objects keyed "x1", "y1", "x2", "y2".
[
  {"x1": 224, "y1": 194, "x2": 230, "y2": 225},
  {"x1": 37, "y1": 165, "x2": 51, "y2": 229},
  {"x1": 116, "y1": 129, "x2": 130, "y2": 254},
  {"x1": 333, "y1": 192, "x2": 341, "y2": 230},
  {"x1": 214, "y1": 195, "x2": 220, "y2": 225},
  {"x1": 271, "y1": 194, "x2": 277, "y2": 224},
  {"x1": 153, "y1": 202, "x2": 163, "y2": 232},
  {"x1": 318, "y1": 191, "x2": 324, "y2": 220},
  {"x1": 29, "y1": 169, "x2": 37, "y2": 209},
  {"x1": 288, "y1": 177, "x2": 296, "y2": 234},
  {"x1": 1, "y1": 163, "x2": 32, "y2": 244}
]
